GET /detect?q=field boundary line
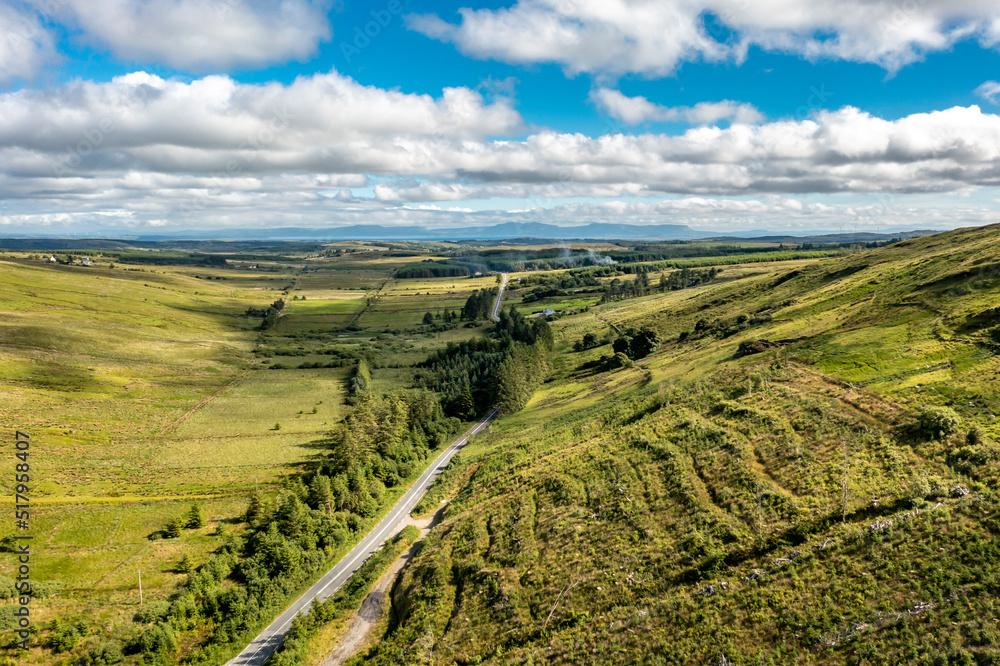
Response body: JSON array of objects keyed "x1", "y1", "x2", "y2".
[{"x1": 160, "y1": 366, "x2": 256, "y2": 436}]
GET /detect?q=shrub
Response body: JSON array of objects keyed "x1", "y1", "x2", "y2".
[
  {"x1": 48, "y1": 619, "x2": 87, "y2": 653},
  {"x1": 905, "y1": 473, "x2": 932, "y2": 503},
  {"x1": 574, "y1": 332, "x2": 601, "y2": 352},
  {"x1": 737, "y1": 339, "x2": 781, "y2": 357},
  {"x1": 133, "y1": 600, "x2": 171, "y2": 624},
  {"x1": 606, "y1": 352, "x2": 634, "y2": 370},
  {"x1": 135, "y1": 623, "x2": 177, "y2": 657},
  {"x1": 612, "y1": 328, "x2": 660, "y2": 360},
  {"x1": 914, "y1": 405, "x2": 962, "y2": 439},
  {"x1": 79, "y1": 642, "x2": 124, "y2": 665},
  {"x1": 176, "y1": 554, "x2": 194, "y2": 574}
]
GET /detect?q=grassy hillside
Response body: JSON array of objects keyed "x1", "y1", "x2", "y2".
[{"x1": 347, "y1": 225, "x2": 1000, "y2": 666}]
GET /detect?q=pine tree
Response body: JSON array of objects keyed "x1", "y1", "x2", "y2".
[
  {"x1": 456, "y1": 381, "x2": 475, "y2": 420},
  {"x1": 245, "y1": 488, "x2": 265, "y2": 523},
  {"x1": 186, "y1": 503, "x2": 205, "y2": 529},
  {"x1": 496, "y1": 346, "x2": 530, "y2": 413},
  {"x1": 309, "y1": 474, "x2": 333, "y2": 513},
  {"x1": 277, "y1": 493, "x2": 306, "y2": 537},
  {"x1": 177, "y1": 554, "x2": 194, "y2": 573},
  {"x1": 165, "y1": 516, "x2": 184, "y2": 539},
  {"x1": 636, "y1": 271, "x2": 649, "y2": 295}
]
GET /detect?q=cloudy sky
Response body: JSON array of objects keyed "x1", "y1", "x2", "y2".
[{"x1": 1, "y1": 0, "x2": 999, "y2": 236}]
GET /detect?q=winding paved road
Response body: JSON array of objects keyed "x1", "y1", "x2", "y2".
[
  {"x1": 226, "y1": 409, "x2": 498, "y2": 665},
  {"x1": 226, "y1": 279, "x2": 509, "y2": 665},
  {"x1": 491, "y1": 272, "x2": 508, "y2": 322}
]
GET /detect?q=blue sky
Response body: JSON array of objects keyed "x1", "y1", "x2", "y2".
[{"x1": 2, "y1": 0, "x2": 1000, "y2": 235}]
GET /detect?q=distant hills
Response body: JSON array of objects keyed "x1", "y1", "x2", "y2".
[
  {"x1": 142, "y1": 222, "x2": 710, "y2": 241},
  {"x1": 0, "y1": 222, "x2": 940, "y2": 247}
]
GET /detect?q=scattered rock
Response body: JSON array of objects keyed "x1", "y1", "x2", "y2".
[
  {"x1": 698, "y1": 581, "x2": 728, "y2": 597},
  {"x1": 908, "y1": 601, "x2": 937, "y2": 615},
  {"x1": 867, "y1": 518, "x2": 893, "y2": 533}
]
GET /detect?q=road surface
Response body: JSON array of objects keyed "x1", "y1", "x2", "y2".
[
  {"x1": 226, "y1": 412, "x2": 499, "y2": 665},
  {"x1": 491, "y1": 273, "x2": 508, "y2": 322}
]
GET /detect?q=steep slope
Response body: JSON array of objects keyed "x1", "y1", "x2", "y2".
[{"x1": 345, "y1": 225, "x2": 1000, "y2": 665}]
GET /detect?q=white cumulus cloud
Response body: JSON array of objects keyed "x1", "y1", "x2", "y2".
[
  {"x1": 410, "y1": 0, "x2": 1000, "y2": 75},
  {"x1": 591, "y1": 88, "x2": 763, "y2": 125},
  {"x1": 2, "y1": 71, "x2": 1000, "y2": 232},
  {"x1": 34, "y1": 0, "x2": 334, "y2": 71},
  {"x1": 0, "y1": 3, "x2": 58, "y2": 84}
]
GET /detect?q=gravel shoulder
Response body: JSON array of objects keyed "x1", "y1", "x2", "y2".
[{"x1": 318, "y1": 510, "x2": 443, "y2": 666}]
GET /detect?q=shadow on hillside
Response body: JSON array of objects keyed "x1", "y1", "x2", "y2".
[
  {"x1": 676, "y1": 496, "x2": 917, "y2": 585},
  {"x1": 284, "y1": 433, "x2": 337, "y2": 467},
  {"x1": 566, "y1": 358, "x2": 607, "y2": 379}
]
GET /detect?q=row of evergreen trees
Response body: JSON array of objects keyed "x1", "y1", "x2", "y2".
[
  {"x1": 350, "y1": 358, "x2": 372, "y2": 395},
  {"x1": 115, "y1": 391, "x2": 460, "y2": 664},
  {"x1": 422, "y1": 310, "x2": 459, "y2": 325},
  {"x1": 243, "y1": 298, "x2": 287, "y2": 330},
  {"x1": 395, "y1": 260, "x2": 474, "y2": 279},
  {"x1": 600, "y1": 267, "x2": 720, "y2": 303}
]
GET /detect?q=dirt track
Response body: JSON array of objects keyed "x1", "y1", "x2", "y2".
[{"x1": 319, "y1": 510, "x2": 443, "y2": 666}]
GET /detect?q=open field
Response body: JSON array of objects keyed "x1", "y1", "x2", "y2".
[
  {"x1": 0, "y1": 256, "x2": 304, "y2": 656},
  {"x1": 0, "y1": 243, "x2": 513, "y2": 663}
]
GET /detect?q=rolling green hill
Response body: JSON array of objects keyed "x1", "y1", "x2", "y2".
[{"x1": 347, "y1": 225, "x2": 1000, "y2": 666}]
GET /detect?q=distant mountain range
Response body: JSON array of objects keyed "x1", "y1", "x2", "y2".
[
  {"x1": 142, "y1": 222, "x2": 709, "y2": 241},
  {"x1": 0, "y1": 222, "x2": 941, "y2": 245}
]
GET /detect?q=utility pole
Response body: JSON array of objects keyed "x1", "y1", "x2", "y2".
[{"x1": 138, "y1": 570, "x2": 143, "y2": 605}]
